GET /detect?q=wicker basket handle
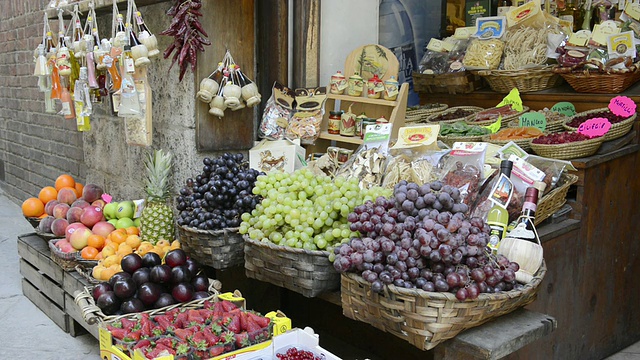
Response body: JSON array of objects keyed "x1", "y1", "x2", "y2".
[{"x1": 74, "y1": 288, "x2": 102, "y2": 325}]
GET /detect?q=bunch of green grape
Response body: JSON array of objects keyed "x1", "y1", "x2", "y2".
[{"x1": 239, "y1": 168, "x2": 391, "y2": 252}]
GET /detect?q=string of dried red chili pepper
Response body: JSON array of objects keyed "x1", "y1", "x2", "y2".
[{"x1": 160, "y1": 0, "x2": 211, "y2": 81}]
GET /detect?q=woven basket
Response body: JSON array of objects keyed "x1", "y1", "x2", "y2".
[
  {"x1": 508, "y1": 118, "x2": 566, "y2": 133},
  {"x1": 406, "y1": 104, "x2": 449, "y2": 123},
  {"x1": 25, "y1": 216, "x2": 41, "y2": 228},
  {"x1": 427, "y1": 106, "x2": 485, "y2": 124},
  {"x1": 437, "y1": 134, "x2": 486, "y2": 147},
  {"x1": 36, "y1": 229, "x2": 59, "y2": 240},
  {"x1": 48, "y1": 239, "x2": 97, "y2": 271},
  {"x1": 413, "y1": 71, "x2": 484, "y2": 94},
  {"x1": 477, "y1": 67, "x2": 564, "y2": 93},
  {"x1": 481, "y1": 133, "x2": 541, "y2": 152},
  {"x1": 176, "y1": 225, "x2": 244, "y2": 269},
  {"x1": 341, "y1": 261, "x2": 546, "y2": 350},
  {"x1": 530, "y1": 135, "x2": 605, "y2": 160},
  {"x1": 243, "y1": 236, "x2": 340, "y2": 298},
  {"x1": 563, "y1": 108, "x2": 637, "y2": 141},
  {"x1": 553, "y1": 62, "x2": 640, "y2": 93},
  {"x1": 536, "y1": 172, "x2": 578, "y2": 225},
  {"x1": 467, "y1": 106, "x2": 530, "y2": 128},
  {"x1": 74, "y1": 280, "x2": 225, "y2": 325}
]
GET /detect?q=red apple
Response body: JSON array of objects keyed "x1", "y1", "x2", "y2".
[
  {"x1": 91, "y1": 199, "x2": 106, "y2": 209},
  {"x1": 92, "y1": 221, "x2": 116, "y2": 238},
  {"x1": 65, "y1": 222, "x2": 88, "y2": 241},
  {"x1": 70, "y1": 228, "x2": 92, "y2": 250},
  {"x1": 80, "y1": 206, "x2": 105, "y2": 228}
]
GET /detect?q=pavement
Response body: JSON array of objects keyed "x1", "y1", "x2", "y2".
[{"x1": 0, "y1": 187, "x2": 100, "y2": 359}]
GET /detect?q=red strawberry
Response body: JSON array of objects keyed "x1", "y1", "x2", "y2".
[
  {"x1": 155, "y1": 337, "x2": 176, "y2": 348},
  {"x1": 154, "y1": 315, "x2": 174, "y2": 332},
  {"x1": 187, "y1": 309, "x2": 205, "y2": 324},
  {"x1": 154, "y1": 342, "x2": 176, "y2": 355},
  {"x1": 203, "y1": 328, "x2": 220, "y2": 347},
  {"x1": 175, "y1": 311, "x2": 189, "y2": 328},
  {"x1": 174, "y1": 328, "x2": 194, "y2": 341},
  {"x1": 198, "y1": 308, "x2": 215, "y2": 321},
  {"x1": 107, "y1": 327, "x2": 127, "y2": 340},
  {"x1": 123, "y1": 330, "x2": 141, "y2": 342},
  {"x1": 190, "y1": 331, "x2": 207, "y2": 346},
  {"x1": 203, "y1": 300, "x2": 215, "y2": 309},
  {"x1": 213, "y1": 301, "x2": 225, "y2": 316},
  {"x1": 132, "y1": 339, "x2": 152, "y2": 350},
  {"x1": 247, "y1": 312, "x2": 271, "y2": 328},
  {"x1": 151, "y1": 326, "x2": 164, "y2": 337},
  {"x1": 234, "y1": 331, "x2": 250, "y2": 348},
  {"x1": 175, "y1": 341, "x2": 190, "y2": 356},
  {"x1": 166, "y1": 308, "x2": 180, "y2": 319},
  {"x1": 121, "y1": 318, "x2": 136, "y2": 331},
  {"x1": 208, "y1": 345, "x2": 226, "y2": 357},
  {"x1": 140, "y1": 320, "x2": 152, "y2": 338},
  {"x1": 226, "y1": 314, "x2": 241, "y2": 333},
  {"x1": 245, "y1": 317, "x2": 262, "y2": 333},
  {"x1": 220, "y1": 300, "x2": 238, "y2": 312}
]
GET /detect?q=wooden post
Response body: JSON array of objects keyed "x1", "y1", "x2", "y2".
[{"x1": 292, "y1": 0, "x2": 320, "y2": 88}]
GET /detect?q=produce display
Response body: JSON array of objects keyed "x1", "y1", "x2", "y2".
[
  {"x1": 473, "y1": 105, "x2": 520, "y2": 122},
  {"x1": 93, "y1": 249, "x2": 202, "y2": 315},
  {"x1": 532, "y1": 131, "x2": 596, "y2": 144},
  {"x1": 565, "y1": 110, "x2": 632, "y2": 128},
  {"x1": 277, "y1": 348, "x2": 321, "y2": 360},
  {"x1": 429, "y1": 108, "x2": 476, "y2": 122},
  {"x1": 140, "y1": 150, "x2": 175, "y2": 245},
  {"x1": 332, "y1": 181, "x2": 522, "y2": 301},
  {"x1": 239, "y1": 168, "x2": 391, "y2": 252},
  {"x1": 176, "y1": 153, "x2": 263, "y2": 230},
  {"x1": 103, "y1": 300, "x2": 271, "y2": 359},
  {"x1": 489, "y1": 127, "x2": 543, "y2": 141},
  {"x1": 439, "y1": 122, "x2": 490, "y2": 136}
]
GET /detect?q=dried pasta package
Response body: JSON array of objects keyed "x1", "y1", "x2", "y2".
[
  {"x1": 285, "y1": 87, "x2": 328, "y2": 145},
  {"x1": 462, "y1": 39, "x2": 505, "y2": 70},
  {"x1": 336, "y1": 123, "x2": 393, "y2": 189},
  {"x1": 259, "y1": 82, "x2": 295, "y2": 140},
  {"x1": 438, "y1": 142, "x2": 488, "y2": 208},
  {"x1": 502, "y1": 23, "x2": 564, "y2": 70}
]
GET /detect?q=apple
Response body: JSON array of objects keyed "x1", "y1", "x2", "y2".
[
  {"x1": 92, "y1": 221, "x2": 116, "y2": 238},
  {"x1": 81, "y1": 206, "x2": 105, "y2": 228},
  {"x1": 134, "y1": 218, "x2": 141, "y2": 228},
  {"x1": 116, "y1": 201, "x2": 135, "y2": 219},
  {"x1": 56, "y1": 239, "x2": 76, "y2": 253},
  {"x1": 65, "y1": 222, "x2": 88, "y2": 241},
  {"x1": 70, "y1": 227, "x2": 93, "y2": 250},
  {"x1": 115, "y1": 217, "x2": 135, "y2": 229},
  {"x1": 103, "y1": 202, "x2": 119, "y2": 220},
  {"x1": 92, "y1": 199, "x2": 106, "y2": 209},
  {"x1": 108, "y1": 219, "x2": 119, "y2": 227}
]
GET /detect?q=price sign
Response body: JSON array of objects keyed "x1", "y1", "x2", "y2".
[
  {"x1": 609, "y1": 96, "x2": 637, "y2": 118},
  {"x1": 484, "y1": 115, "x2": 502, "y2": 133},
  {"x1": 101, "y1": 193, "x2": 113, "y2": 203},
  {"x1": 577, "y1": 117, "x2": 612, "y2": 138},
  {"x1": 519, "y1": 112, "x2": 547, "y2": 131},
  {"x1": 551, "y1": 102, "x2": 577, "y2": 116},
  {"x1": 496, "y1": 88, "x2": 523, "y2": 112}
]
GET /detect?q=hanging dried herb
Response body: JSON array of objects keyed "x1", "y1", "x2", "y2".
[{"x1": 160, "y1": 0, "x2": 211, "y2": 81}]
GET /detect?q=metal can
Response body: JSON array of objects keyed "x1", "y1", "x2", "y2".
[
  {"x1": 338, "y1": 149, "x2": 353, "y2": 164},
  {"x1": 327, "y1": 111, "x2": 342, "y2": 135}
]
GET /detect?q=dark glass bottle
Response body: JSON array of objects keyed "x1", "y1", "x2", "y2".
[{"x1": 507, "y1": 187, "x2": 540, "y2": 243}]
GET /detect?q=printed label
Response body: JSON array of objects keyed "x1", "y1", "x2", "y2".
[
  {"x1": 427, "y1": 38, "x2": 446, "y2": 52},
  {"x1": 568, "y1": 30, "x2": 591, "y2": 46},
  {"x1": 591, "y1": 21, "x2": 620, "y2": 46},
  {"x1": 475, "y1": 16, "x2": 507, "y2": 39}
]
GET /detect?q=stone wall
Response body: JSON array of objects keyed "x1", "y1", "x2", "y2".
[{"x1": 0, "y1": 1, "x2": 225, "y2": 205}]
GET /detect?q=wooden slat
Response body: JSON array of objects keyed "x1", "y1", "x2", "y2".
[
  {"x1": 195, "y1": 0, "x2": 256, "y2": 151},
  {"x1": 22, "y1": 279, "x2": 69, "y2": 333},
  {"x1": 65, "y1": 293, "x2": 99, "y2": 339},
  {"x1": 19, "y1": 259, "x2": 65, "y2": 308},
  {"x1": 17, "y1": 235, "x2": 64, "y2": 284},
  {"x1": 63, "y1": 269, "x2": 91, "y2": 297},
  {"x1": 292, "y1": 0, "x2": 321, "y2": 88}
]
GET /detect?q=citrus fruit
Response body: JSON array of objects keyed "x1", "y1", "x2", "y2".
[
  {"x1": 55, "y1": 174, "x2": 76, "y2": 191},
  {"x1": 110, "y1": 229, "x2": 128, "y2": 244},
  {"x1": 156, "y1": 239, "x2": 171, "y2": 248},
  {"x1": 136, "y1": 242, "x2": 154, "y2": 256},
  {"x1": 38, "y1": 186, "x2": 58, "y2": 205},
  {"x1": 125, "y1": 226, "x2": 140, "y2": 236},
  {"x1": 87, "y1": 234, "x2": 106, "y2": 250},
  {"x1": 22, "y1": 197, "x2": 45, "y2": 217},
  {"x1": 170, "y1": 240, "x2": 181, "y2": 250},
  {"x1": 125, "y1": 235, "x2": 141, "y2": 249},
  {"x1": 81, "y1": 246, "x2": 99, "y2": 260},
  {"x1": 92, "y1": 265, "x2": 105, "y2": 280},
  {"x1": 101, "y1": 267, "x2": 117, "y2": 281},
  {"x1": 74, "y1": 182, "x2": 84, "y2": 198},
  {"x1": 103, "y1": 254, "x2": 120, "y2": 268},
  {"x1": 101, "y1": 245, "x2": 117, "y2": 258},
  {"x1": 117, "y1": 244, "x2": 133, "y2": 256}
]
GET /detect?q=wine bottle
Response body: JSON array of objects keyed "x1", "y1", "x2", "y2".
[
  {"x1": 487, "y1": 160, "x2": 514, "y2": 253},
  {"x1": 506, "y1": 187, "x2": 540, "y2": 242}
]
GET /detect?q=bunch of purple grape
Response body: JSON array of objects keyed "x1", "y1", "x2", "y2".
[{"x1": 333, "y1": 180, "x2": 522, "y2": 301}]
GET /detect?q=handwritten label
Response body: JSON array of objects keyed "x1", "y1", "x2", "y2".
[
  {"x1": 496, "y1": 88, "x2": 523, "y2": 112},
  {"x1": 591, "y1": 21, "x2": 620, "y2": 46},
  {"x1": 577, "y1": 117, "x2": 612, "y2": 138},
  {"x1": 609, "y1": 96, "x2": 637, "y2": 118},
  {"x1": 101, "y1": 193, "x2": 113, "y2": 203},
  {"x1": 484, "y1": 115, "x2": 502, "y2": 133},
  {"x1": 454, "y1": 26, "x2": 476, "y2": 39},
  {"x1": 427, "y1": 38, "x2": 446, "y2": 52},
  {"x1": 519, "y1": 112, "x2": 547, "y2": 131},
  {"x1": 551, "y1": 102, "x2": 576, "y2": 116}
]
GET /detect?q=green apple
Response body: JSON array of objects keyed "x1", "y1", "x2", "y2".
[
  {"x1": 103, "y1": 202, "x2": 119, "y2": 220},
  {"x1": 115, "y1": 217, "x2": 135, "y2": 229},
  {"x1": 116, "y1": 201, "x2": 135, "y2": 219},
  {"x1": 108, "y1": 219, "x2": 118, "y2": 227},
  {"x1": 134, "y1": 218, "x2": 141, "y2": 227}
]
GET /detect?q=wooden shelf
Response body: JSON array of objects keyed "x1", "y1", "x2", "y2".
[
  {"x1": 327, "y1": 93, "x2": 398, "y2": 107},
  {"x1": 317, "y1": 131, "x2": 363, "y2": 144},
  {"x1": 46, "y1": 0, "x2": 170, "y2": 19}
]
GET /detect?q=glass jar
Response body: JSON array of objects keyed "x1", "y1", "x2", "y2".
[{"x1": 328, "y1": 111, "x2": 342, "y2": 134}]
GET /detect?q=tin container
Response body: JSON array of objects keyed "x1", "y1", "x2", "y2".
[
  {"x1": 329, "y1": 71, "x2": 347, "y2": 95},
  {"x1": 383, "y1": 76, "x2": 399, "y2": 101},
  {"x1": 328, "y1": 111, "x2": 342, "y2": 135},
  {"x1": 347, "y1": 73, "x2": 364, "y2": 97}
]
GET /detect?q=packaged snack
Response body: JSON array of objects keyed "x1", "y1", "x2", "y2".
[
  {"x1": 259, "y1": 82, "x2": 295, "y2": 140},
  {"x1": 285, "y1": 87, "x2": 327, "y2": 145},
  {"x1": 438, "y1": 142, "x2": 488, "y2": 207},
  {"x1": 463, "y1": 39, "x2": 505, "y2": 70}
]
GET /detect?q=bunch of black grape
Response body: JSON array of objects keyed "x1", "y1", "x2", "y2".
[
  {"x1": 332, "y1": 180, "x2": 522, "y2": 301},
  {"x1": 176, "y1": 153, "x2": 263, "y2": 230}
]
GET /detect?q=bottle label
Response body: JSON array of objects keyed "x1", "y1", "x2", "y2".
[
  {"x1": 61, "y1": 101, "x2": 72, "y2": 116},
  {"x1": 506, "y1": 223, "x2": 537, "y2": 242},
  {"x1": 489, "y1": 173, "x2": 513, "y2": 209},
  {"x1": 487, "y1": 222, "x2": 506, "y2": 251},
  {"x1": 125, "y1": 57, "x2": 135, "y2": 73}
]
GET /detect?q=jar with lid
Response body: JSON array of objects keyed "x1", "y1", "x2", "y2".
[
  {"x1": 367, "y1": 74, "x2": 384, "y2": 99},
  {"x1": 328, "y1": 110, "x2": 342, "y2": 134},
  {"x1": 361, "y1": 119, "x2": 376, "y2": 139},
  {"x1": 383, "y1": 76, "x2": 399, "y2": 101},
  {"x1": 330, "y1": 71, "x2": 347, "y2": 95},
  {"x1": 376, "y1": 116, "x2": 389, "y2": 124},
  {"x1": 355, "y1": 113, "x2": 368, "y2": 138},
  {"x1": 347, "y1": 73, "x2": 364, "y2": 97},
  {"x1": 340, "y1": 111, "x2": 357, "y2": 136}
]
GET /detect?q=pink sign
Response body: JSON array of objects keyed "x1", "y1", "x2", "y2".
[
  {"x1": 609, "y1": 96, "x2": 637, "y2": 118},
  {"x1": 578, "y1": 118, "x2": 611, "y2": 138},
  {"x1": 101, "y1": 193, "x2": 113, "y2": 203}
]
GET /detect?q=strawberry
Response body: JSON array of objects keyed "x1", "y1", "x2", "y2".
[
  {"x1": 174, "y1": 328, "x2": 194, "y2": 341},
  {"x1": 212, "y1": 301, "x2": 225, "y2": 317},
  {"x1": 220, "y1": 300, "x2": 238, "y2": 312},
  {"x1": 210, "y1": 321, "x2": 223, "y2": 336},
  {"x1": 246, "y1": 311, "x2": 271, "y2": 328},
  {"x1": 140, "y1": 319, "x2": 152, "y2": 338},
  {"x1": 239, "y1": 311, "x2": 249, "y2": 331},
  {"x1": 187, "y1": 309, "x2": 205, "y2": 324},
  {"x1": 107, "y1": 327, "x2": 127, "y2": 340},
  {"x1": 220, "y1": 331, "x2": 235, "y2": 345},
  {"x1": 244, "y1": 317, "x2": 262, "y2": 334},
  {"x1": 203, "y1": 300, "x2": 215, "y2": 309},
  {"x1": 190, "y1": 331, "x2": 207, "y2": 347},
  {"x1": 198, "y1": 308, "x2": 215, "y2": 321},
  {"x1": 175, "y1": 311, "x2": 189, "y2": 328},
  {"x1": 154, "y1": 315, "x2": 174, "y2": 332},
  {"x1": 155, "y1": 337, "x2": 176, "y2": 348},
  {"x1": 208, "y1": 345, "x2": 226, "y2": 357},
  {"x1": 234, "y1": 331, "x2": 250, "y2": 348},
  {"x1": 151, "y1": 326, "x2": 165, "y2": 337},
  {"x1": 123, "y1": 330, "x2": 142, "y2": 342},
  {"x1": 203, "y1": 327, "x2": 220, "y2": 346},
  {"x1": 121, "y1": 318, "x2": 137, "y2": 331},
  {"x1": 166, "y1": 308, "x2": 180, "y2": 319},
  {"x1": 175, "y1": 341, "x2": 190, "y2": 356},
  {"x1": 132, "y1": 339, "x2": 152, "y2": 350},
  {"x1": 226, "y1": 314, "x2": 241, "y2": 333},
  {"x1": 154, "y1": 342, "x2": 176, "y2": 355}
]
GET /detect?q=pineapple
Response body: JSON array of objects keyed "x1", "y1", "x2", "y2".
[{"x1": 140, "y1": 149, "x2": 175, "y2": 245}]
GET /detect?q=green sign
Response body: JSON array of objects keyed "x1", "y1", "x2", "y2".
[
  {"x1": 551, "y1": 102, "x2": 576, "y2": 117},
  {"x1": 519, "y1": 112, "x2": 547, "y2": 131}
]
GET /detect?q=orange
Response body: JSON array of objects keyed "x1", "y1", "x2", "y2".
[
  {"x1": 110, "y1": 229, "x2": 128, "y2": 244},
  {"x1": 156, "y1": 239, "x2": 171, "y2": 248},
  {"x1": 87, "y1": 234, "x2": 106, "y2": 250},
  {"x1": 101, "y1": 267, "x2": 116, "y2": 281},
  {"x1": 136, "y1": 242, "x2": 154, "y2": 256},
  {"x1": 55, "y1": 174, "x2": 76, "y2": 191},
  {"x1": 94, "y1": 252, "x2": 103, "y2": 261},
  {"x1": 125, "y1": 235, "x2": 141, "y2": 249},
  {"x1": 22, "y1": 197, "x2": 45, "y2": 217},
  {"x1": 117, "y1": 244, "x2": 133, "y2": 256},
  {"x1": 103, "y1": 254, "x2": 119, "y2": 268},
  {"x1": 81, "y1": 246, "x2": 99, "y2": 260},
  {"x1": 38, "y1": 186, "x2": 58, "y2": 205},
  {"x1": 101, "y1": 244, "x2": 117, "y2": 258},
  {"x1": 74, "y1": 182, "x2": 84, "y2": 198},
  {"x1": 38, "y1": 213, "x2": 48, "y2": 219},
  {"x1": 125, "y1": 226, "x2": 140, "y2": 236}
]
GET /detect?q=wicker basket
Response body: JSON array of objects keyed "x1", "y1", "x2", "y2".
[
  {"x1": 243, "y1": 236, "x2": 340, "y2": 298},
  {"x1": 37, "y1": 229, "x2": 59, "y2": 240},
  {"x1": 406, "y1": 104, "x2": 449, "y2": 123},
  {"x1": 553, "y1": 61, "x2": 640, "y2": 93},
  {"x1": 341, "y1": 261, "x2": 546, "y2": 350},
  {"x1": 437, "y1": 134, "x2": 486, "y2": 147},
  {"x1": 467, "y1": 106, "x2": 530, "y2": 128},
  {"x1": 477, "y1": 67, "x2": 564, "y2": 93},
  {"x1": 530, "y1": 135, "x2": 605, "y2": 160},
  {"x1": 481, "y1": 133, "x2": 540, "y2": 152},
  {"x1": 48, "y1": 238, "x2": 97, "y2": 271},
  {"x1": 563, "y1": 108, "x2": 637, "y2": 141},
  {"x1": 176, "y1": 225, "x2": 244, "y2": 269},
  {"x1": 427, "y1": 106, "x2": 485, "y2": 124},
  {"x1": 508, "y1": 118, "x2": 566, "y2": 133},
  {"x1": 536, "y1": 172, "x2": 578, "y2": 225},
  {"x1": 413, "y1": 71, "x2": 484, "y2": 94},
  {"x1": 25, "y1": 216, "x2": 41, "y2": 228}
]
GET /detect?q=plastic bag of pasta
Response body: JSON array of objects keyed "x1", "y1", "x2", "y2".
[{"x1": 462, "y1": 38, "x2": 505, "y2": 70}]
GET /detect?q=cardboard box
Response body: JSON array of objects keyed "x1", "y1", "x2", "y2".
[
  {"x1": 271, "y1": 328, "x2": 341, "y2": 360},
  {"x1": 249, "y1": 139, "x2": 306, "y2": 174}
]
